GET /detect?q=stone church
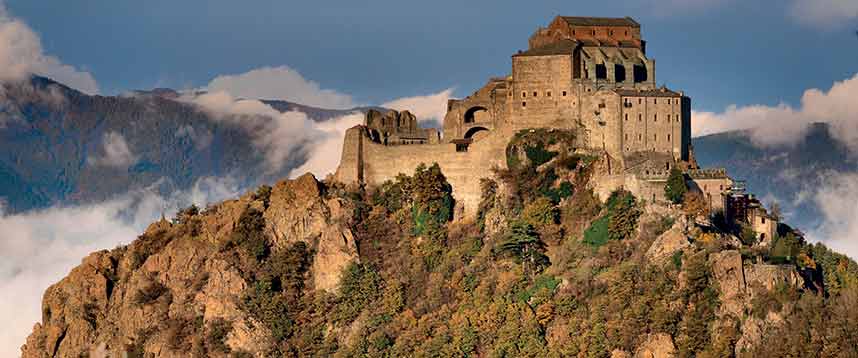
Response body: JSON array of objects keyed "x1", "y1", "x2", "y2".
[{"x1": 335, "y1": 16, "x2": 709, "y2": 216}]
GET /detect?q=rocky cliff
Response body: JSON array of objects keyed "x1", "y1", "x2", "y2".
[
  {"x1": 19, "y1": 131, "x2": 858, "y2": 357},
  {"x1": 20, "y1": 174, "x2": 360, "y2": 357}
]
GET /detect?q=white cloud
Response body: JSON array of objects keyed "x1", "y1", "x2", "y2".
[
  {"x1": 693, "y1": 73, "x2": 858, "y2": 153},
  {"x1": 808, "y1": 171, "x2": 858, "y2": 259},
  {"x1": 0, "y1": 3, "x2": 98, "y2": 94},
  {"x1": 188, "y1": 91, "x2": 320, "y2": 173},
  {"x1": 789, "y1": 0, "x2": 858, "y2": 29},
  {"x1": 0, "y1": 176, "x2": 240, "y2": 358},
  {"x1": 87, "y1": 131, "x2": 138, "y2": 169},
  {"x1": 382, "y1": 88, "x2": 454, "y2": 124},
  {"x1": 288, "y1": 112, "x2": 364, "y2": 179},
  {"x1": 206, "y1": 66, "x2": 354, "y2": 109},
  {"x1": 175, "y1": 124, "x2": 213, "y2": 150}
]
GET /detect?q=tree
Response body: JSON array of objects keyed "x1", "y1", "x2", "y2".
[
  {"x1": 495, "y1": 221, "x2": 550, "y2": 277},
  {"x1": 607, "y1": 191, "x2": 641, "y2": 241},
  {"x1": 664, "y1": 168, "x2": 688, "y2": 204}
]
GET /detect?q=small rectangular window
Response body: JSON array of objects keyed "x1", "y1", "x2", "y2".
[
  {"x1": 547, "y1": 91, "x2": 551, "y2": 97},
  {"x1": 638, "y1": 114, "x2": 642, "y2": 121},
  {"x1": 654, "y1": 134, "x2": 658, "y2": 141},
  {"x1": 638, "y1": 134, "x2": 642, "y2": 140},
  {"x1": 654, "y1": 114, "x2": 657, "y2": 122},
  {"x1": 638, "y1": 98, "x2": 642, "y2": 105},
  {"x1": 667, "y1": 134, "x2": 671, "y2": 141},
  {"x1": 522, "y1": 92, "x2": 526, "y2": 98},
  {"x1": 533, "y1": 91, "x2": 538, "y2": 97},
  {"x1": 625, "y1": 114, "x2": 628, "y2": 121},
  {"x1": 562, "y1": 91, "x2": 567, "y2": 96},
  {"x1": 522, "y1": 101, "x2": 526, "y2": 107},
  {"x1": 654, "y1": 99, "x2": 658, "y2": 104}
]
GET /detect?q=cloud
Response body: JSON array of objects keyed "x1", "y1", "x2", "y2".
[
  {"x1": 175, "y1": 124, "x2": 213, "y2": 150},
  {"x1": 87, "y1": 131, "x2": 138, "y2": 169},
  {"x1": 789, "y1": 0, "x2": 858, "y2": 29},
  {"x1": 206, "y1": 66, "x2": 354, "y2": 109},
  {"x1": 693, "y1": 73, "x2": 858, "y2": 153},
  {"x1": 382, "y1": 88, "x2": 454, "y2": 125},
  {"x1": 0, "y1": 176, "x2": 241, "y2": 358},
  {"x1": 0, "y1": 3, "x2": 98, "y2": 94},
  {"x1": 188, "y1": 91, "x2": 320, "y2": 173},
  {"x1": 808, "y1": 171, "x2": 858, "y2": 259},
  {"x1": 288, "y1": 112, "x2": 364, "y2": 179}
]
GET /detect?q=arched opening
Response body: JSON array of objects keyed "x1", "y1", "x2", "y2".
[
  {"x1": 464, "y1": 126, "x2": 490, "y2": 140},
  {"x1": 464, "y1": 106, "x2": 488, "y2": 124},
  {"x1": 367, "y1": 129, "x2": 381, "y2": 143},
  {"x1": 633, "y1": 64, "x2": 648, "y2": 82},
  {"x1": 614, "y1": 64, "x2": 626, "y2": 82},
  {"x1": 595, "y1": 64, "x2": 607, "y2": 79}
]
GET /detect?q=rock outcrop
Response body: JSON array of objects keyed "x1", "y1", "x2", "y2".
[{"x1": 20, "y1": 174, "x2": 358, "y2": 357}]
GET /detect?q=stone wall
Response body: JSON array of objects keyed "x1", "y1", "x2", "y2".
[{"x1": 335, "y1": 126, "x2": 512, "y2": 217}]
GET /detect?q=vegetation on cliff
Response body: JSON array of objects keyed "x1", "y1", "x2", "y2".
[{"x1": 21, "y1": 131, "x2": 858, "y2": 358}]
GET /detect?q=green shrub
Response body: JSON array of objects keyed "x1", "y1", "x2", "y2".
[
  {"x1": 664, "y1": 168, "x2": 688, "y2": 204},
  {"x1": 225, "y1": 208, "x2": 269, "y2": 260},
  {"x1": 206, "y1": 318, "x2": 233, "y2": 353},
  {"x1": 525, "y1": 144, "x2": 558, "y2": 167},
  {"x1": 494, "y1": 220, "x2": 550, "y2": 276},
  {"x1": 336, "y1": 263, "x2": 382, "y2": 322},
  {"x1": 607, "y1": 191, "x2": 641, "y2": 241},
  {"x1": 252, "y1": 185, "x2": 272, "y2": 208},
  {"x1": 522, "y1": 197, "x2": 558, "y2": 227},
  {"x1": 411, "y1": 163, "x2": 454, "y2": 235},
  {"x1": 242, "y1": 279, "x2": 293, "y2": 341},
  {"x1": 583, "y1": 215, "x2": 610, "y2": 247}
]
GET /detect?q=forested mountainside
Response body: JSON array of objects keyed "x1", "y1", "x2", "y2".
[
  {"x1": 22, "y1": 130, "x2": 858, "y2": 357},
  {"x1": 0, "y1": 76, "x2": 376, "y2": 213}
]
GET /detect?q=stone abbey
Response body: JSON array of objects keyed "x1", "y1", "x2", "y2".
[{"x1": 334, "y1": 15, "x2": 766, "y2": 235}]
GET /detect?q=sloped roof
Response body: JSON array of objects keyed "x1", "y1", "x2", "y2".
[
  {"x1": 561, "y1": 16, "x2": 640, "y2": 28},
  {"x1": 514, "y1": 39, "x2": 578, "y2": 57}
]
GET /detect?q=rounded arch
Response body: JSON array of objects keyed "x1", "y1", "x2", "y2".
[
  {"x1": 367, "y1": 128, "x2": 381, "y2": 143},
  {"x1": 463, "y1": 106, "x2": 488, "y2": 124},
  {"x1": 464, "y1": 126, "x2": 490, "y2": 139}
]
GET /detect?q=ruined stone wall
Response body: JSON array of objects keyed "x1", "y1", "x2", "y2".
[{"x1": 336, "y1": 126, "x2": 513, "y2": 217}]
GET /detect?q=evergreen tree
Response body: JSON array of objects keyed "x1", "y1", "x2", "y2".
[{"x1": 665, "y1": 167, "x2": 688, "y2": 204}]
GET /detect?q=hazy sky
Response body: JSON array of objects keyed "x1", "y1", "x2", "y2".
[{"x1": 6, "y1": 0, "x2": 858, "y2": 112}]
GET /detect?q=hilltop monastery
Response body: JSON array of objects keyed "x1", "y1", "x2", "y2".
[{"x1": 333, "y1": 15, "x2": 777, "y2": 242}]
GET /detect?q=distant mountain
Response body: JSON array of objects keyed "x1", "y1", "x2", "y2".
[
  {"x1": 693, "y1": 122, "x2": 857, "y2": 232},
  {"x1": 0, "y1": 76, "x2": 375, "y2": 213}
]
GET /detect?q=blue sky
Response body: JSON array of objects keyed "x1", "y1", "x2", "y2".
[{"x1": 5, "y1": 0, "x2": 858, "y2": 112}]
